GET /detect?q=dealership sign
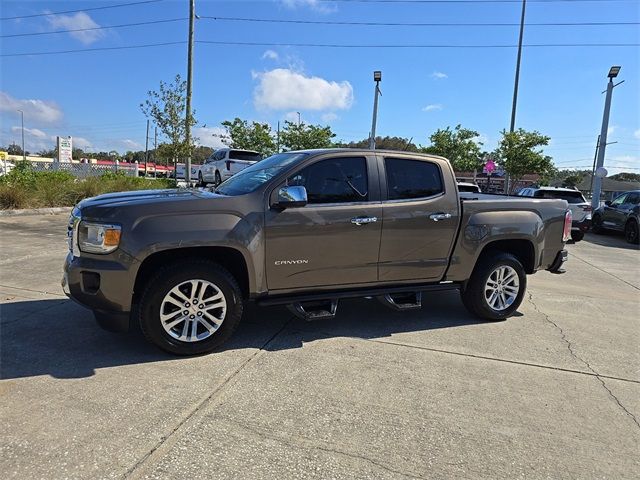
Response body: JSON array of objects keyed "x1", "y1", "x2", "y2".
[{"x1": 57, "y1": 136, "x2": 72, "y2": 163}]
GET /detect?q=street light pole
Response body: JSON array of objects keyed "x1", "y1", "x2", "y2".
[
  {"x1": 505, "y1": 0, "x2": 527, "y2": 193},
  {"x1": 591, "y1": 66, "x2": 623, "y2": 210},
  {"x1": 18, "y1": 110, "x2": 25, "y2": 160},
  {"x1": 185, "y1": 0, "x2": 195, "y2": 184},
  {"x1": 369, "y1": 71, "x2": 382, "y2": 150}
]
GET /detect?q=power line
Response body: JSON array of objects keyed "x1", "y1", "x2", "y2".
[
  {"x1": 1, "y1": 18, "x2": 186, "y2": 38},
  {"x1": 203, "y1": 16, "x2": 639, "y2": 27},
  {"x1": 1, "y1": 42, "x2": 186, "y2": 58},
  {"x1": 0, "y1": 0, "x2": 164, "y2": 21},
  {"x1": 320, "y1": 0, "x2": 637, "y2": 3},
  {"x1": 3, "y1": 40, "x2": 637, "y2": 57}
]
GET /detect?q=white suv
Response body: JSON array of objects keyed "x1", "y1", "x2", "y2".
[
  {"x1": 199, "y1": 148, "x2": 262, "y2": 186},
  {"x1": 517, "y1": 186, "x2": 592, "y2": 241}
]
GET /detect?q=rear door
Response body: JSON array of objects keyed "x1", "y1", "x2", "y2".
[
  {"x1": 378, "y1": 156, "x2": 460, "y2": 282},
  {"x1": 265, "y1": 155, "x2": 382, "y2": 291},
  {"x1": 603, "y1": 193, "x2": 628, "y2": 229}
]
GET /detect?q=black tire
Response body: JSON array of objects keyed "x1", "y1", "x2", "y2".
[
  {"x1": 138, "y1": 260, "x2": 244, "y2": 355},
  {"x1": 591, "y1": 214, "x2": 604, "y2": 234},
  {"x1": 215, "y1": 171, "x2": 222, "y2": 186},
  {"x1": 571, "y1": 231, "x2": 584, "y2": 242},
  {"x1": 461, "y1": 252, "x2": 527, "y2": 321},
  {"x1": 625, "y1": 220, "x2": 639, "y2": 245}
]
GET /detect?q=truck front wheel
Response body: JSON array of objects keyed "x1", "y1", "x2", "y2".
[
  {"x1": 138, "y1": 260, "x2": 244, "y2": 355},
  {"x1": 461, "y1": 252, "x2": 526, "y2": 321}
]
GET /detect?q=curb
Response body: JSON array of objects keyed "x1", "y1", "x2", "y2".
[{"x1": 0, "y1": 207, "x2": 72, "y2": 217}]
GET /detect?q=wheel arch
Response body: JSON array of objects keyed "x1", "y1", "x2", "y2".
[{"x1": 476, "y1": 239, "x2": 536, "y2": 274}]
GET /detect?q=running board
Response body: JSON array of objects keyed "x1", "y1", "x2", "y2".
[
  {"x1": 377, "y1": 292, "x2": 423, "y2": 311},
  {"x1": 287, "y1": 300, "x2": 338, "y2": 321}
]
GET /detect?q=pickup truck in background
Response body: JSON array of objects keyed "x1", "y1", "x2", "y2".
[
  {"x1": 63, "y1": 149, "x2": 571, "y2": 355},
  {"x1": 198, "y1": 148, "x2": 262, "y2": 186}
]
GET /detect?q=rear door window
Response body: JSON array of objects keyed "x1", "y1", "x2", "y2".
[
  {"x1": 534, "y1": 190, "x2": 586, "y2": 204},
  {"x1": 384, "y1": 158, "x2": 443, "y2": 200}
]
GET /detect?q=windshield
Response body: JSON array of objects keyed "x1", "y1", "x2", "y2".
[
  {"x1": 215, "y1": 152, "x2": 309, "y2": 196},
  {"x1": 534, "y1": 190, "x2": 586, "y2": 204}
]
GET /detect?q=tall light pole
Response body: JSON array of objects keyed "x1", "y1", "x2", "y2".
[
  {"x1": 591, "y1": 66, "x2": 623, "y2": 210},
  {"x1": 505, "y1": 0, "x2": 527, "y2": 193},
  {"x1": 369, "y1": 70, "x2": 382, "y2": 150},
  {"x1": 185, "y1": 0, "x2": 195, "y2": 184},
  {"x1": 17, "y1": 110, "x2": 25, "y2": 160},
  {"x1": 296, "y1": 111, "x2": 301, "y2": 126}
]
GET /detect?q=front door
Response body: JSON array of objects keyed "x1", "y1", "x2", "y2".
[
  {"x1": 377, "y1": 156, "x2": 460, "y2": 282},
  {"x1": 265, "y1": 155, "x2": 382, "y2": 291}
]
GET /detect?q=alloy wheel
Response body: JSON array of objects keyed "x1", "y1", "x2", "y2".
[{"x1": 484, "y1": 266, "x2": 520, "y2": 311}]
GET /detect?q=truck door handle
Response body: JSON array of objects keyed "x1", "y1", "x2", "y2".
[
  {"x1": 429, "y1": 213, "x2": 452, "y2": 222},
  {"x1": 351, "y1": 216, "x2": 378, "y2": 225}
]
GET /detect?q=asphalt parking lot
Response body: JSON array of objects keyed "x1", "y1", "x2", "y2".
[{"x1": 1, "y1": 212, "x2": 638, "y2": 479}]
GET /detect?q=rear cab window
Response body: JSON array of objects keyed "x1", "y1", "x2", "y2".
[
  {"x1": 384, "y1": 157, "x2": 443, "y2": 200},
  {"x1": 534, "y1": 190, "x2": 586, "y2": 204}
]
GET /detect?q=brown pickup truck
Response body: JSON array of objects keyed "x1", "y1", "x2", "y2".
[{"x1": 63, "y1": 149, "x2": 571, "y2": 355}]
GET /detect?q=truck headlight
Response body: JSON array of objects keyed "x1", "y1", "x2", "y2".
[{"x1": 78, "y1": 222, "x2": 121, "y2": 254}]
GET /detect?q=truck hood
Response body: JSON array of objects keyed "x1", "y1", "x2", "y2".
[{"x1": 78, "y1": 188, "x2": 218, "y2": 210}]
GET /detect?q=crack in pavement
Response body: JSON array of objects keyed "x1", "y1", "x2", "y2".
[
  {"x1": 527, "y1": 292, "x2": 640, "y2": 430},
  {"x1": 124, "y1": 317, "x2": 295, "y2": 480},
  {"x1": 218, "y1": 416, "x2": 426, "y2": 480},
  {"x1": 0, "y1": 284, "x2": 66, "y2": 297}
]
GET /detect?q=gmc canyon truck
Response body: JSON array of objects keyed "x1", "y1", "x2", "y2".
[{"x1": 63, "y1": 149, "x2": 570, "y2": 355}]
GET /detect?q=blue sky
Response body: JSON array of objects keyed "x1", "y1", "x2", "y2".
[{"x1": 1, "y1": 0, "x2": 639, "y2": 172}]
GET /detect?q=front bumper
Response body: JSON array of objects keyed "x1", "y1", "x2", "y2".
[
  {"x1": 547, "y1": 249, "x2": 568, "y2": 274},
  {"x1": 63, "y1": 251, "x2": 137, "y2": 332},
  {"x1": 572, "y1": 218, "x2": 591, "y2": 232}
]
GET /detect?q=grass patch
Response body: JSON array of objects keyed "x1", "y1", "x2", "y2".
[{"x1": 0, "y1": 162, "x2": 176, "y2": 210}]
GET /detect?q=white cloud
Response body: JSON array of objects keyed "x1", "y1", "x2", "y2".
[
  {"x1": 11, "y1": 126, "x2": 47, "y2": 139},
  {"x1": 633, "y1": 129, "x2": 640, "y2": 140},
  {"x1": 253, "y1": 69, "x2": 353, "y2": 111},
  {"x1": 430, "y1": 71, "x2": 448, "y2": 79},
  {"x1": 284, "y1": 111, "x2": 301, "y2": 123},
  {"x1": 119, "y1": 139, "x2": 142, "y2": 150},
  {"x1": 193, "y1": 126, "x2": 228, "y2": 148},
  {"x1": 280, "y1": 0, "x2": 336, "y2": 13},
  {"x1": 422, "y1": 104, "x2": 443, "y2": 112},
  {"x1": 607, "y1": 125, "x2": 617, "y2": 136},
  {"x1": 607, "y1": 155, "x2": 640, "y2": 171},
  {"x1": 72, "y1": 136, "x2": 93, "y2": 149},
  {"x1": 321, "y1": 112, "x2": 338, "y2": 123},
  {"x1": 262, "y1": 50, "x2": 279, "y2": 61},
  {"x1": 0, "y1": 91, "x2": 63, "y2": 124},
  {"x1": 46, "y1": 12, "x2": 105, "y2": 45}
]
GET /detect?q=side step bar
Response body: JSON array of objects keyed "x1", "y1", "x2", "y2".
[
  {"x1": 287, "y1": 300, "x2": 338, "y2": 321},
  {"x1": 377, "y1": 292, "x2": 422, "y2": 311}
]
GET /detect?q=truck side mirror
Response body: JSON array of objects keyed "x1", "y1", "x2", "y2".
[{"x1": 274, "y1": 186, "x2": 307, "y2": 209}]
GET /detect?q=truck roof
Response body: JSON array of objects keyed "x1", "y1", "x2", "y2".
[{"x1": 285, "y1": 148, "x2": 449, "y2": 162}]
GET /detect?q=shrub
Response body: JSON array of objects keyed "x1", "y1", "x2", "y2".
[{"x1": 0, "y1": 184, "x2": 28, "y2": 209}]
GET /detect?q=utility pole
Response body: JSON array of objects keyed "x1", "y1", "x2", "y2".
[
  {"x1": 591, "y1": 66, "x2": 623, "y2": 210},
  {"x1": 296, "y1": 112, "x2": 301, "y2": 127},
  {"x1": 154, "y1": 126, "x2": 158, "y2": 177},
  {"x1": 18, "y1": 110, "x2": 25, "y2": 160},
  {"x1": 505, "y1": 0, "x2": 527, "y2": 193},
  {"x1": 144, "y1": 119, "x2": 149, "y2": 176},
  {"x1": 588, "y1": 134, "x2": 600, "y2": 197},
  {"x1": 369, "y1": 71, "x2": 382, "y2": 150},
  {"x1": 185, "y1": 0, "x2": 195, "y2": 184}
]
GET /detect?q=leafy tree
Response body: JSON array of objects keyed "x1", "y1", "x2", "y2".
[
  {"x1": 140, "y1": 74, "x2": 197, "y2": 169},
  {"x1": 561, "y1": 173, "x2": 586, "y2": 188},
  {"x1": 37, "y1": 147, "x2": 57, "y2": 158},
  {"x1": 610, "y1": 172, "x2": 640, "y2": 182},
  {"x1": 4, "y1": 143, "x2": 25, "y2": 156},
  {"x1": 421, "y1": 125, "x2": 482, "y2": 172},
  {"x1": 336, "y1": 136, "x2": 418, "y2": 152},
  {"x1": 495, "y1": 129, "x2": 555, "y2": 193},
  {"x1": 279, "y1": 121, "x2": 335, "y2": 151},
  {"x1": 221, "y1": 118, "x2": 276, "y2": 157},
  {"x1": 192, "y1": 145, "x2": 214, "y2": 164}
]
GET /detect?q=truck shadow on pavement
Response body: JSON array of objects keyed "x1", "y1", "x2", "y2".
[{"x1": 1, "y1": 291, "x2": 487, "y2": 380}]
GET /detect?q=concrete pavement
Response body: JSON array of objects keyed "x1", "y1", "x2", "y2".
[{"x1": 1, "y1": 213, "x2": 638, "y2": 479}]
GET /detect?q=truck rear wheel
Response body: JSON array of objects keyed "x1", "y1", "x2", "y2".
[
  {"x1": 138, "y1": 260, "x2": 244, "y2": 355},
  {"x1": 461, "y1": 252, "x2": 526, "y2": 321}
]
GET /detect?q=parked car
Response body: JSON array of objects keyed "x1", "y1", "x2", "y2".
[
  {"x1": 199, "y1": 148, "x2": 262, "y2": 186},
  {"x1": 63, "y1": 149, "x2": 570, "y2": 355},
  {"x1": 591, "y1": 190, "x2": 640, "y2": 244},
  {"x1": 517, "y1": 186, "x2": 591, "y2": 242},
  {"x1": 457, "y1": 182, "x2": 481, "y2": 193},
  {"x1": 173, "y1": 163, "x2": 201, "y2": 181}
]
